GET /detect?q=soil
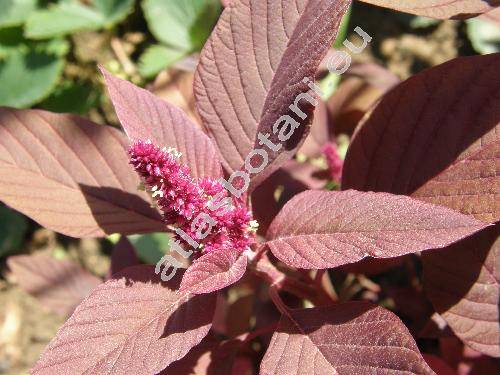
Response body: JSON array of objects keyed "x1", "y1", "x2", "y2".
[
  {"x1": 0, "y1": 229, "x2": 107, "y2": 374},
  {"x1": 0, "y1": 282, "x2": 63, "y2": 375}
]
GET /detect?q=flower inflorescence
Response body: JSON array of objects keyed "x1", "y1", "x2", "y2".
[
  {"x1": 322, "y1": 143, "x2": 343, "y2": 183},
  {"x1": 129, "y1": 140, "x2": 255, "y2": 254}
]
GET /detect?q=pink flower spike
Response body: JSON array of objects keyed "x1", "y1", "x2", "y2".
[
  {"x1": 129, "y1": 140, "x2": 255, "y2": 254},
  {"x1": 322, "y1": 142, "x2": 343, "y2": 183}
]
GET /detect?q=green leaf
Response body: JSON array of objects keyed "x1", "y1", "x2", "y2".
[
  {"x1": 0, "y1": 206, "x2": 28, "y2": 258},
  {"x1": 25, "y1": 0, "x2": 134, "y2": 39},
  {"x1": 0, "y1": 26, "x2": 26, "y2": 57},
  {"x1": 0, "y1": 26, "x2": 69, "y2": 58},
  {"x1": 138, "y1": 44, "x2": 185, "y2": 78},
  {"x1": 0, "y1": 27, "x2": 68, "y2": 107},
  {"x1": 127, "y1": 232, "x2": 171, "y2": 264},
  {"x1": 40, "y1": 81, "x2": 100, "y2": 115},
  {"x1": 0, "y1": 0, "x2": 37, "y2": 28},
  {"x1": 409, "y1": 16, "x2": 440, "y2": 29},
  {"x1": 0, "y1": 49, "x2": 65, "y2": 108},
  {"x1": 467, "y1": 18, "x2": 500, "y2": 54},
  {"x1": 39, "y1": 37, "x2": 70, "y2": 56},
  {"x1": 142, "y1": 0, "x2": 220, "y2": 52},
  {"x1": 26, "y1": 3, "x2": 102, "y2": 39},
  {"x1": 93, "y1": 0, "x2": 135, "y2": 26}
]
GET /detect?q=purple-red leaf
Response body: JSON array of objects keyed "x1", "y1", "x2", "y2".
[
  {"x1": 160, "y1": 335, "x2": 241, "y2": 374},
  {"x1": 100, "y1": 67, "x2": 222, "y2": 180},
  {"x1": 7, "y1": 254, "x2": 101, "y2": 317},
  {"x1": 260, "y1": 301, "x2": 434, "y2": 375},
  {"x1": 342, "y1": 54, "x2": 500, "y2": 223},
  {"x1": 298, "y1": 101, "x2": 330, "y2": 158},
  {"x1": 31, "y1": 265, "x2": 216, "y2": 375},
  {"x1": 325, "y1": 61, "x2": 399, "y2": 136},
  {"x1": 423, "y1": 224, "x2": 499, "y2": 357},
  {"x1": 252, "y1": 159, "x2": 326, "y2": 234},
  {"x1": 151, "y1": 68, "x2": 201, "y2": 127},
  {"x1": 0, "y1": 108, "x2": 163, "y2": 237},
  {"x1": 423, "y1": 355, "x2": 457, "y2": 375},
  {"x1": 108, "y1": 236, "x2": 140, "y2": 278},
  {"x1": 194, "y1": 0, "x2": 351, "y2": 187},
  {"x1": 341, "y1": 54, "x2": 500, "y2": 356},
  {"x1": 481, "y1": 7, "x2": 500, "y2": 23},
  {"x1": 411, "y1": 138, "x2": 499, "y2": 223},
  {"x1": 358, "y1": 0, "x2": 499, "y2": 19},
  {"x1": 180, "y1": 248, "x2": 247, "y2": 294},
  {"x1": 265, "y1": 190, "x2": 488, "y2": 269},
  {"x1": 159, "y1": 336, "x2": 219, "y2": 375}
]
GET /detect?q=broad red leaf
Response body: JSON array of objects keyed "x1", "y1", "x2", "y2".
[
  {"x1": 341, "y1": 54, "x2": 500, "y2": 356},
  {"x1": 339, "y1": 255, "x2": 406, "y2": 276},
  {"x1": 108, "y1": 236, "x2": 140, "y2": 277},
  {"x1": 100, "y1": 67, "x2": 222, "y2": 180},
  {"x1": 358, "y1": 0, "x2": 499, "y2": 19},
  {"x1": 412, "y1": 139, "x2": 499, "y2": 223},
  {"x1": 423, "y1": 355, "x2": 457, "y2": 375},
  {"x1": 326, "y1": 62, "x2": 399, "y2": 136},
  {"x1": 31, "y1": 265, "x2": 216, "y2": 375},
  {"x1": 151, "y1": 68, "x2": 201, "y2": 128},
  {"x1": 252, "y1": 159, "x2": 325, "y2": 234},
  {"x1": 419, "y1": 313, "x2": 454, "y2": 339},
  {"x1": 160, "y1": 337, "x2": 218, "y2": 375},
  {"x1": 7, "y1": 254, "x2": 101, "y2": 317},
  {"x1": 260, "y1": 301, "x2": 434, "y2": 374},
  {"x1": 439, "y1": 336, "x2": 500, "y2": 373},
  {"x1": 194, "y1": 0, "x2": 351, "y2": 187},
  {"x1": 160, "y1": 335, "x2": 241, "y2": 374},
  {"x1": 298, "y1": 101, "x2": 330, "y2": 158},
  {"x1": 265, "y1": 190, "x2": 488, "y2": 269},
  {"x1": 0, "y1": 108, "x2": 163, "y2": 237},
  {"x1": 480, "y1": 6, "x2": 500, "y2": 23},
  {"x1": 342, "y1": 54, "x2": 500, "y2": 223},
  {"x1": 344, "y1": 62, "x2": 401, "y2": 91},
  {"x1": 179, "y1": 248, "x2": 248, "y2": 294},
  {"x1": 423, "y1": 224, "x2": 499, "y2": 357}
]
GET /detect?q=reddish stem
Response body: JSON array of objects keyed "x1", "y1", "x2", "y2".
[
  {"x1": 241, "y1": 323, "x2": 279, "y2": 344},
  {"x1": 249, "y1": 251, "x2": 335, "y2": 306},
  {"x1": 314, "y1": 269, "x2": 325, "y2": 285},
  {"x1": 269, "y1": 284, "x2": 289, "y2": 315}
]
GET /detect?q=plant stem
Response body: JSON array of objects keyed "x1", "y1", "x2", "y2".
[
  {"x1": 249, "y1": 251, "x2": 335, "y2": 306},
  {"x1": 269, "y1": 284, "x2": 289, "y2": 315},
  {"x1": 314, "y1": 269, "x2": 325, "y2": 285},
  {"x1": 110, "y1": 37, "x2": 136, "y2": 76},
  {"x1": 241, "y1": 323, "x2": 279, "y2": 344}
]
